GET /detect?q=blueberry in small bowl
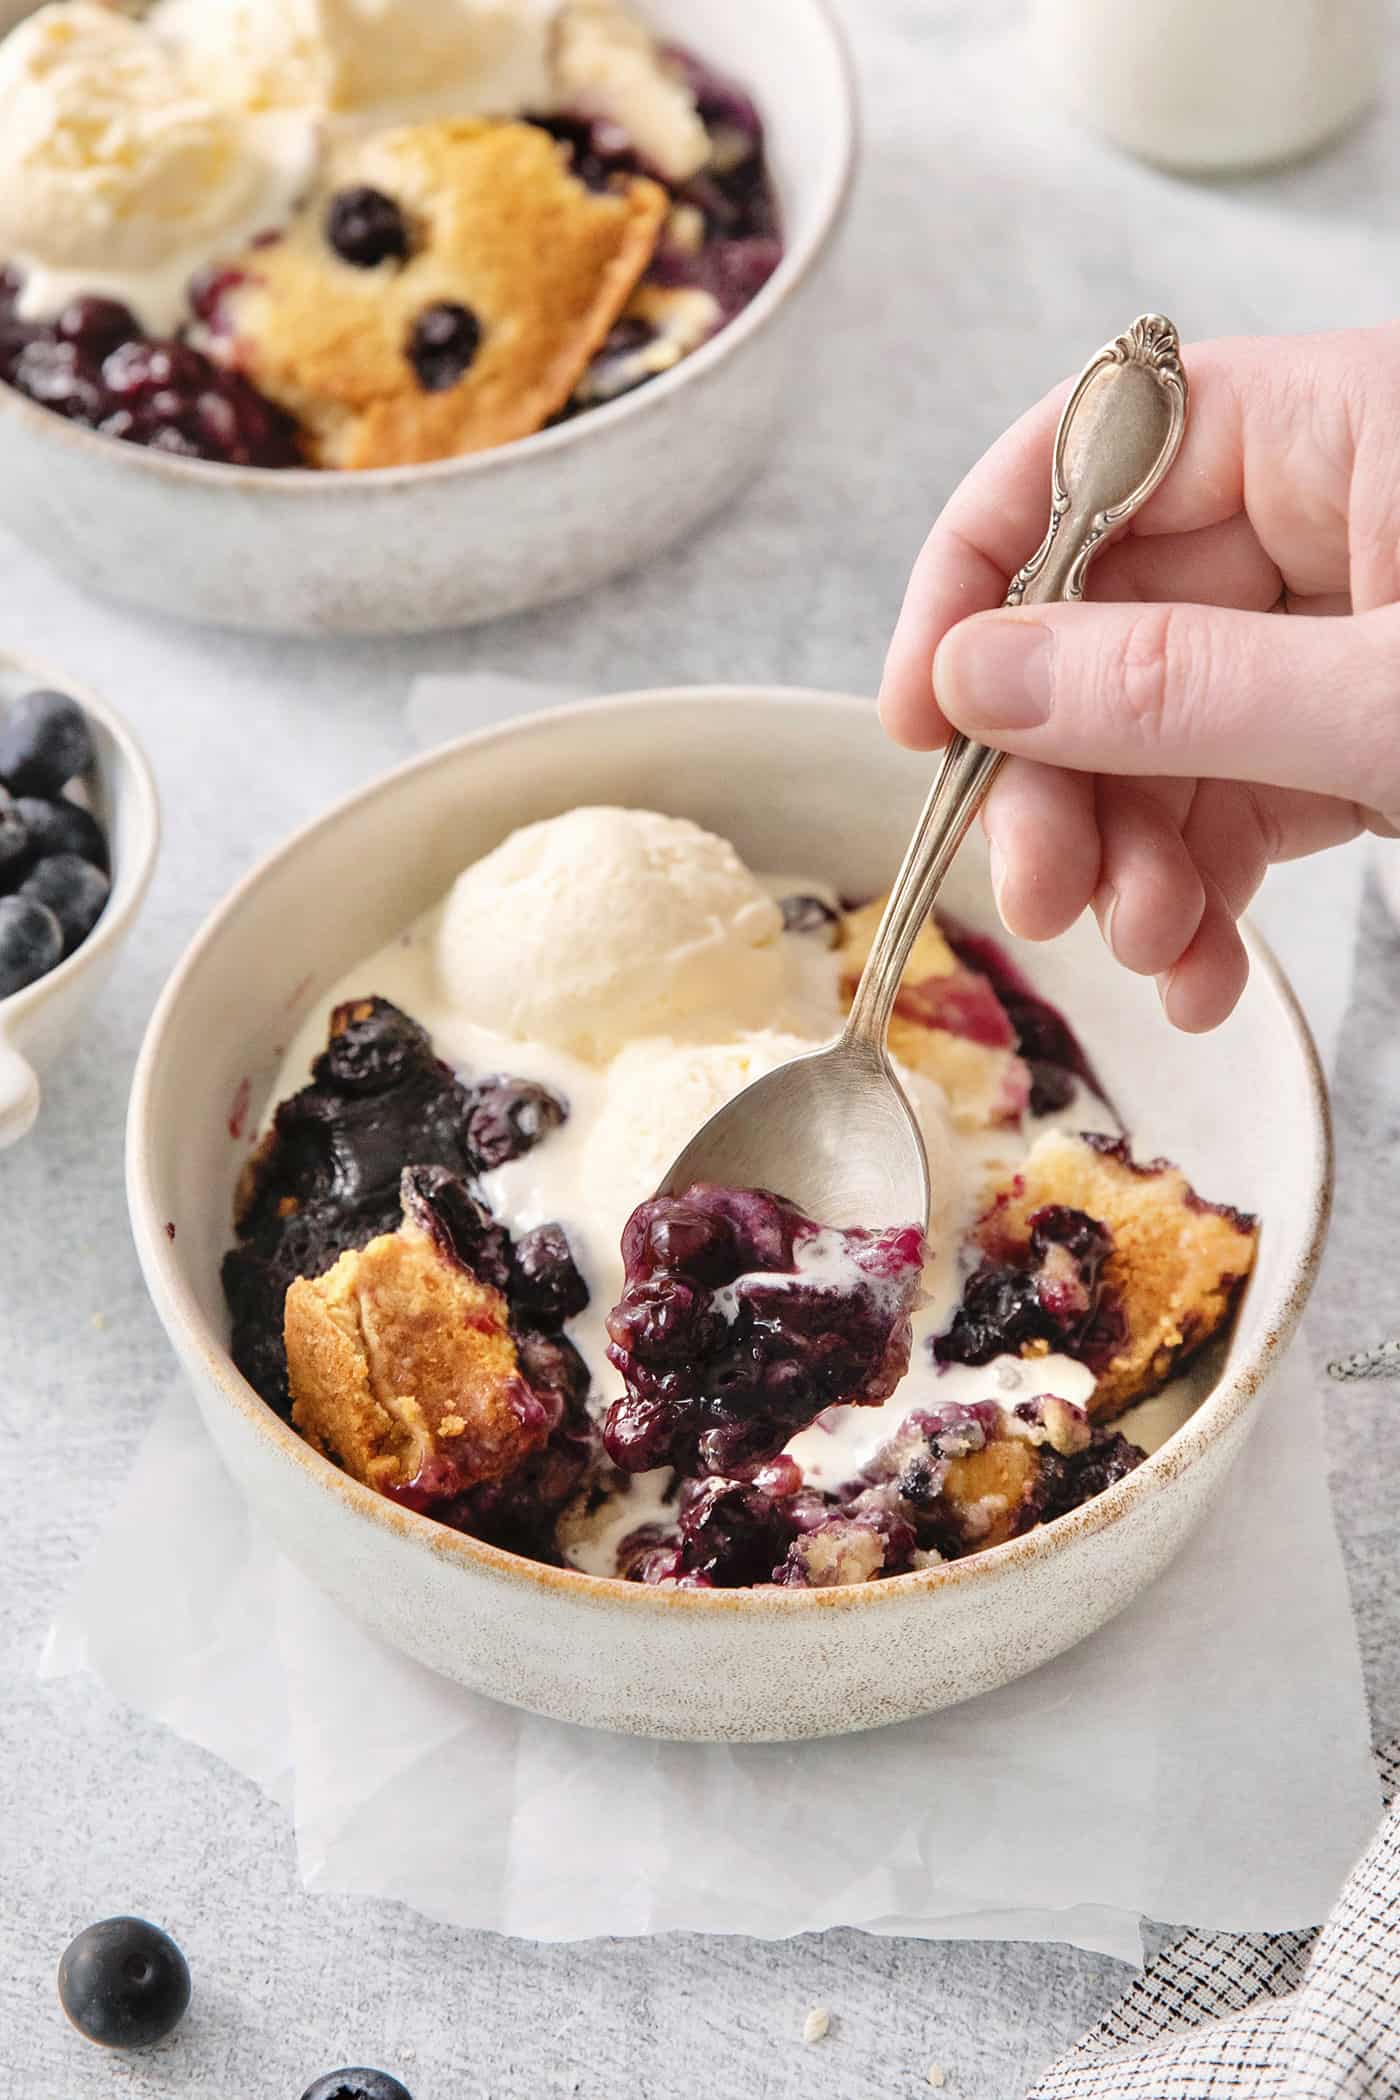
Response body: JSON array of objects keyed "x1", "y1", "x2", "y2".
[{"x1": 0, "y1": 654, "x2": 158, "y2": 1145}]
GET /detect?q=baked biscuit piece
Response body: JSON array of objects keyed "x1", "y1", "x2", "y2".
[
  {"x1": 218, "y1": 120, "x2": 668, "y2": 467},
  {"x1": 939, "y1": 1437, "x2": 1043, "y2": 1551},
  {"x1": 839, "y1": 899, "x2": 1030, "y2": 1129},
  {"x1": 286, "y1": 1220, "x2": 546, "y2": 1499},
  {"x1": 981, "y1": 1130, "x2": 1259, "y2": 1418}
]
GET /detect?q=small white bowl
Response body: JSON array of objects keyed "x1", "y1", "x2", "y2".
[
  {"x1": 127, "y1": 688, "x2": 1329, "y2": 1741},
  {"x1": 0, "y1": 653, "x2": 159, "y2": 1145},
  {"x1": 0, "y1": 0, "x2": 855, "y2": 636}
]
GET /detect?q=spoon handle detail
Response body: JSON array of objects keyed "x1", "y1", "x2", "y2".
[{"x1": 844, "y1": 314, "x2": 1189, "y2": 1056}]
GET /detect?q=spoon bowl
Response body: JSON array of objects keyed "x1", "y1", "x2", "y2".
[
  {"x1": 661, "y1": 314, "x2": 1190, "y2": 1229},
  {"x1": 658, "y1": 1034, "x2": 929, "y2": 1228}
]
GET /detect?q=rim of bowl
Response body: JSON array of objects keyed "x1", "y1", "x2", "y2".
[
  {"x1": 126, "y1": 685, "x2": 1332, "y2": 1617},
  {"x1": 0, "y1": 648, "x2": 161, "y2": 1026},
  {"x1": 0, "y1": 0, "x2": 858, "y2": 494}
]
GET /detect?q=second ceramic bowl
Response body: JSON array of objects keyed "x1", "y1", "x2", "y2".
[
  {"x1": 0, "y1": 0, "x2": 856, "y2": 636},
  {"x1": 0, "y1": 654, "x2": 159, "y2": 1145},
  {"x1": 126, "y1": 689, "x2": 1329, "y2": 1740}
]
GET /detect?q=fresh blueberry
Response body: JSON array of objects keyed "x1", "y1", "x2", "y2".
[
  {"x1": 0, "y1": 688, "x2": 93, "y2": 796},
  {"x1": 300, "y1": 2072, "x2": 414, "y2": 2100},
  {"x1": 326, "y1": 185, "x2": 411, "y2": 267},
  {"x1": 57, "y1": 1916, "x2": 191, "y2": 2050},
  {"x1": 21, "y1": 852, "x2": 110, "y2": 953},
  {"x1": 407, "y1": 302, "x2": 483, "y2": 391},
  {"x1": 0, "y1": 895, "x2": 63, "y2": 996},
  {"x1": 0, "y1": 788, "x2": 29, "y2": 882},
  {"x1": 14, "y1": 794, "x2": 108, "y2": 871}
]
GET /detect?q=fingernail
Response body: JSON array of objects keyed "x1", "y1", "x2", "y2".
[
  {"x1": 1096, "y1": 882, "x2": 1120, "y2": 955},
  {"x1": 988, "y1": 835, "x2": 1010, "y2": 920},
  {"x1": 936, "y1": 618, "x2": 1053, "y2": 731}
]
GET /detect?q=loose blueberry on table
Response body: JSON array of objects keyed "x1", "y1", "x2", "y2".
[
  {"x1": 58, "y1": 1917, "x2": 191, "y2": 2049},
  {"x1": 301, "y1": 2072, "x2": 414, "y2": 2100},
  {"x1": 0, "y1": 688, "x2": 110, "y2": 999}
]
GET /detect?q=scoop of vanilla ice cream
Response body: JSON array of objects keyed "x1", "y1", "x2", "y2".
[
  {"x1": 436, "y1": 807, "x2": 787, "y2": 1062},
  {"x1": 154, "y1": 0, "x2": 558, "y2": 123},
  {"x1": 154, "y1": 0, "x2": 707, "y2": 174},
  {"x1": 0, "y1": 2, "x2": 314, "y2": 329},
  {"x1": 553, "y1": 1, "x2": 709, "y2": 181}
]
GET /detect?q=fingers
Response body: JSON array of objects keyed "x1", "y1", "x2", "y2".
[
  {"x1": 932, "y1": 600, "x2": 1400, "y2": 814},
  {"x1": 1157, "y1": 879, "x2": 1250, "y2": 1033},
  {"x1": 980, "y1": 761, "x2": 1100, "y2": 939},
  {"x1": 1091, "y1": 782, "x2": 1206, "y2": 975},
  {"x1": 1088, "y1": 513, "x2": 1281, "y2": 613},
  {"x1": 984, "y1": 773, "x2": 1368, "y2": 1034},
  {"x1": 879, "y1": 330, "x2": 1381, "y2": 754},
  {"x1": 878, "y1": 337, "x2": 1262, "y2": 750}
]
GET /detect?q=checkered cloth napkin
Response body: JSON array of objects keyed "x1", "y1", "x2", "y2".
[{"x1": 1029, "y1": 1743, "x2": 1400, "y2": 2097}]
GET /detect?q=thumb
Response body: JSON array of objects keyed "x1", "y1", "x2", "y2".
[{"x1": 932, "y1": 600, "x2": 1400, "y2": 816}]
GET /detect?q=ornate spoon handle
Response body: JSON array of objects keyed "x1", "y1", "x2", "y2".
[{"x1": 844, "y1": 315, "x2": 1189, "y2": 1053}]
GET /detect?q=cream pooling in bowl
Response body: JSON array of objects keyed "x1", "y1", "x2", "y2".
[{"x1": 0, "y1": 2, "x2": 316, "y2": 334}]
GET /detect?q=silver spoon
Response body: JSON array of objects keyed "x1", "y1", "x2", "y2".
[{"x1": 660, "y1": 314, "x2": 1189, "y2": 1229}]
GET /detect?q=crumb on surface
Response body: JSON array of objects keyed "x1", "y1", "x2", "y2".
[
  {"x1": 927, "y1": 2064, "x2": 947, "y2": 2088},
  {"x1": 803, "y1": 2006, "x2": 831, "y2": 2044}
]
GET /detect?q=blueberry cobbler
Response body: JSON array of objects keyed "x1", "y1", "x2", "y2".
[
  {"x1": 0, "y1": 1, "x2": 781, "y2": 468},
  {"x1": 221, "y1": 807, "x2": 1259, "y2": 1590}
]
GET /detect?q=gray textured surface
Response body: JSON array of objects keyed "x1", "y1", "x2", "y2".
[{"x1": 4, "y1": 2, "x2": 1400, "y2": 2093}]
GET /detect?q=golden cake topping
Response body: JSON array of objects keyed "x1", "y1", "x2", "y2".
[{"x1": 219, "y1": 118, "x2": 667, "y2": 467}]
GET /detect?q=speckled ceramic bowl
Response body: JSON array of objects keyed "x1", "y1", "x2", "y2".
[
  {"x1": 126, "y1": 689, "x2": 1330, "y2": 1741},
  {"x1": 0, "y1": 652, "x2": 159, "y2": 1146},
  {"x1": 0, "y1": 0, "x2": 855, "y2": 636}
]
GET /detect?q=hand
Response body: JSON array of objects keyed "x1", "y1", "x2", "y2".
[{"x1": 879, "y1": 326, "x2": 1400, "y2": 1031}]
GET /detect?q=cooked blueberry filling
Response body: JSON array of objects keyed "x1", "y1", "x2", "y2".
[
  {"x1": 407, "y1": 300, "x2": 484, "y2": 391},
  {"x1": 465, "y1": 1075, "x2": 568, "y2": 1169},
  {"x1": 326, "y1": 184, "x2": 412, "y2": 268},
  {"x1": 221, "y1": 855, "x2": 1250, "y2": 1591},
  {"x1": 511, "y1": 1221, "x2": 590, "y2": 1328},
  {"x1": 604, "y1": 1185, "x2": 925, "y2": 1477},
  {"x1": 224, "y1": 997, "x2": 561, "y2": 1412},
  {"x1": 939, "y1": 919, "x2": 1108, "y2": 1116},
  {"x1": 401, "y1": 1161, "x2": 513, "y2": 1290},
  {"x1": 934, "y1": 1203, "x2": 1124, "y2": 1371},
  {"x1": 1038, "y1": 1427, "x2": 1145, "y2": 1518},
  {"x1": 0, "y1": 273, "x2": 302, "y2": 466}
]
